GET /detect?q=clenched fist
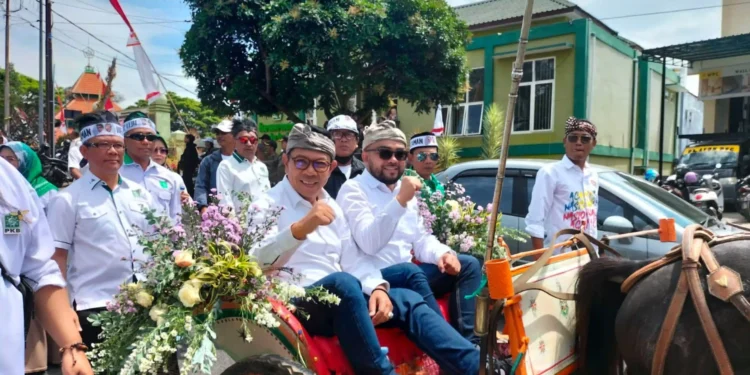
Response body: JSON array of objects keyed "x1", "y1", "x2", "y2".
[
  {"x1": 396, "y1": 176, "x2": 423, "y2": 207},
  {"x1": 291, "y1": 200, "x2": 335, "y2": 240}
]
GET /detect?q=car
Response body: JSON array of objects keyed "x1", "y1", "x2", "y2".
[{"x1": 437, "y1": 159, "x2": 742, "y2": 260}]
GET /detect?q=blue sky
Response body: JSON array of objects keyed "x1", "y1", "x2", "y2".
[{"x1": 4, "y1": 0, "x2": 723, "y2": 107}]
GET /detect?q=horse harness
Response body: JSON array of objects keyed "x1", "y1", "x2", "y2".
[{"x1": 620, "y1": 225, "x2": 750, "y2": 375}]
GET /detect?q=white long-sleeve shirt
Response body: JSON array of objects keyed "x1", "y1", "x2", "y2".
[
  {"x1": 525, "y1": 155, "x2": 598, "y2": 250},
  {"x1": 249, "y1": 177, "x2": 388, "y2": 295},
  {"x1": 336, "y1": 170, "x2": 452, "y2": 268},
  {"x1": 0, "y1": 158, "x2": 66, "y2": 375},
  {"x1": 120, "y1": 153, "x2": 183, "y2": 221},
  {"x1": 217, "y1": 152, "x2": 270, "y2": 213}
]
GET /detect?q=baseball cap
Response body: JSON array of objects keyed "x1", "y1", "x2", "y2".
[
  {"x1": 212, "y1": 119, "x2": 233, "y2": 133},
  {"x1": 327, "y1": 115, "x2": 358, "y2": 134}
]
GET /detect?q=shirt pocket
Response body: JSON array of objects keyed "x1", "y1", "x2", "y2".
[
  {"x1": 79, "y1": 205, "x2": 106, "y2": 221},
  {"x1": 129, "y1": 200, "x2": 150, "y2": 214},
  {"x1": 156, "y1": 190, "x2": 172, "y2": 203}
]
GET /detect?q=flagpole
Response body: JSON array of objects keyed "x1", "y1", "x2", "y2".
[
  {"x1": 141, "y1": 47, "x2": 188, "y2": 131},
  {"x1": 38, "y1": 0, "x2": 44, "y2": 148}
]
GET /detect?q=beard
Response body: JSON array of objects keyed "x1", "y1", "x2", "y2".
[{"x1": 371, "y1": 164, "x2": 404, "y2": 185}]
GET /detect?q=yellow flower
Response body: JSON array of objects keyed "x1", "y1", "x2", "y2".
[
  {"x1": 135, "y1": 291, "x2": 154, "y2": 308},
  {"x1": 126, "y1": 283, "x2": 140, "y2": 293},
  {"x1": 178, "y1": 279, "x2": 203, "y2": 307},
  {"x1": 149, "y1": 304, "x2": 168, "y2": 325},
  {"x1": 174, "y1": 251, "x2": 195, "y2": 268},
  {"x1": 445, "y1": 200, "x2": 460, "y2": 213}
]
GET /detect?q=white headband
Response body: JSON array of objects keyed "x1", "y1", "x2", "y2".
[
  {"x1": 410, "y1": 135, "x2": 438, "y2": 150},
  {"x1": 123, "y1": 118, "x2": 156, "y2": 134},
  {"x1": 80, "y1": 123, "x2": 124, "y2": 143}
]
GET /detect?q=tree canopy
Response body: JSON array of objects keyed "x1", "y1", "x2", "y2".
[
  {"x1": 127, "y1": 91, "x2": 222, "y2": 134},
  {"x1": 180, "y1": 0, "x2": 470, "y2": 123}
]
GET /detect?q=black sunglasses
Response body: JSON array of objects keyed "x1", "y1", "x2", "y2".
[
  {"x1": 127, "y1": 133, "x2": 159, "y2": 142},
  {"x1": 367, "y1": 148, "x2": 408, "y2": 161},
  {"x1": 416, "y1": 152, "x2": 439, "y2": 162},
  {"x1": 566, "y1": 134, "x2": 593, "y2": 144},
  {"x1": 292, "y1": 157, "x2": 331, "y2": 172}
]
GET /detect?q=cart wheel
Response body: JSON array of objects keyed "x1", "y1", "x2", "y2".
[{"x1": 220, "y1": 354, "x2": 313, "y2": 375}]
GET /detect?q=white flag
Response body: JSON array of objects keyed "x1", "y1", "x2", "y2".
[
  {"x1": 127, "y1": 33, "x2": 162, "y2": 104},
  {"x1": 432, "y1": 104, "x2": 444, "y2": 136}
]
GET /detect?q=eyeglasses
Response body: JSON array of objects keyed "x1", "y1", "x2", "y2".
[
  {"x1": 292, "y1": 157, "x2": 331, "y2": 172},
  {"x1": 332, "y1": 131, "x2": 357, "y2": 141},
  {"x1": 153, "y1": 148, "x2": 169, "y2": 155},
  {"x1": 416, "y1": 152, "x2": 439, "y2": 162},
  {"x1": 367, "y1": 148, "x2": 408, "y2": 161},
  {"x1": 127, "y1": 133, "x2": 159, "y2": 142},
  {"x1": 86, "y1": 142, "x2": 125, "y2": 151},
  {"x1": 237, "y1": 136, "x2": 258, "y2": 145},
  {"x1": 566, "y1": 134, "x2": 593, "y2": 144}
]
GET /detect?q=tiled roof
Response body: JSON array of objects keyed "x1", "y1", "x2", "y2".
[
  {"x1": 454, "y1": 0, "x2": 576, "y2": 27},
  {"x1": 64, "y1": 98, "x2": 122, "y2": 114},
  {"x1": 69, "y1": 71, "x2": 107, "y2": 96}
]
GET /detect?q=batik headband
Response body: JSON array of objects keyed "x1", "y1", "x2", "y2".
[
  {"x1": 565, "y1": 117, "x2": 597, "y2": 138},
  {"x1": 409, "y1": 134, "x2": 438, "y2": 150},
  {"x1": 123, "y1": 118, "x2": 156, "y2": 134},
  {"x1": 80, "y1": 123, "x2": 125, "y2": 143}
]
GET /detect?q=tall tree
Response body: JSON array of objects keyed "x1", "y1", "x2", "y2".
[{"x1": 180, "y1": 0, "x2": 470, "y2": 123}]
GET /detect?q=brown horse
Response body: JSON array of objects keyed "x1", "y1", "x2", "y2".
[{"x1": 574, "y1": 239, "x2": 750, "y2": 375}]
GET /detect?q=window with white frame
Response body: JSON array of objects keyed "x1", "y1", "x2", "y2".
[
  {"x1": 513, "y1": 58, "x2": 555, "y2": 133},
  {"x1": 443, "y1": 68, "x2": 485, "y2": 136}
]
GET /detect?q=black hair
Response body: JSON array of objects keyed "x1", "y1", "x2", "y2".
[
  {"x1": 260, "y1": 134, "x2": 271, "y2": 140},
  {"x1": 185, "y1": 134, "x2": 196, "y2": 143},
  {"x1": 231, "y1": 118, "x2": 258, "y2": 137},
  {"x1": 153, "y1": 135, "x2": 168, "y2": 148},
  {"x1": 268, "y1": 139, "x2": 277, "y2": 150},
  {"x1": 124, "y1": 111, "x2": 148, "y2": 123},
  {"x1": 75, "y1": 111, "x2": 117, "y2": 132},
  {"x1": 282, "y1": 136, "x2": 288, "y2": 142},
  {"x1": 409, "y1": 131, "x2": 438, "y2": 154}
]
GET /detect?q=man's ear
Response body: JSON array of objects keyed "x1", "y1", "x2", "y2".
[
  {"x1": 361, "y1": 150, "x2": 368, "y2": 162},
  {"x1": 331, "y1": 160, "x2": 338, "y2": 171},
  {"x1": 80, "y1": 144, "x2": 89, "y2": 160},
  {"x1": 282, "y1": 153, "x2": 288, "y2": 165}
]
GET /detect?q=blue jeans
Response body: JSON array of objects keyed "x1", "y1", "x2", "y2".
[
  {"x1": 380, "y1": 263, "x2": 443, "y2": 317},
  {"x1": 418, "y1": 254, "x2": 482, "y2": 343},
  {"x1": 294, "y1": 272, "x2": 479, "y2": 375}
]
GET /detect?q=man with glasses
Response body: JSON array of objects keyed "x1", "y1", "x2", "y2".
[
  {"x1": 407, "y1": 132, "x2": 444, "y2": 203},
  {"x1": 337, "y1": 121, "x2": 482, "y2": 344},
  {"x1": 250, "y1": 123, "x2": 491, "y2": 375},
  {"x1": 119, "y1": 111, "x2": 183, "y2": 221},
  {"x1": 195, "y1": 119, "x2": 236, "y2": 211},
  {"x1": 324, "y1": 115, "x2": 365, "y2": 199},
  {"x1": 525, "y1": 116, "x2": 599, "y2": 251},
  {"x1": 216, "y1": 119, "x2": 270, "y2": 213},
  {"x1": 47, "y1": 111, "x2": 154, "y2": 348}
]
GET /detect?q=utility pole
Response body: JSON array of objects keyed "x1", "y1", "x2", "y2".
[
  {"x1": 38, "y1": 0, "x2": 44, "y2": 147},
  {"x1": 45, "y1": 0, "x2": 53, "y2": 149},
  {"x1": 4, "y1": 0, "x2": 11, "y2": 135}
]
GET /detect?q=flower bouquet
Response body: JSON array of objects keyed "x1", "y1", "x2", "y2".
[
  {"x1": 417, "y1": 183, "x2": 527, "y2": 259},
  {"x1": 88, "y1": 193, "x2": 338, "y2": 375}
]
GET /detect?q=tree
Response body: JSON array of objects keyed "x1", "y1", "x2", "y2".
[
  {"x1": 180, "y1": 0, "x2": 470, "y2": 124},
  {"x1": 126, "y1": 92, "x2": 222, "y2": 134}
]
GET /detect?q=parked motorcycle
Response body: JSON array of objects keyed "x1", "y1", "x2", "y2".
[
  {"x1": 685, "y1": 172, "x2": 724, "y2": 219},
  {"x1": 661, "y1": 174, "x2": 685, "y2": 199},
  {"x1": 738, "y1": 175, "x2": 750, "y2": 221},
  {"x1": 38, "y1": 144, "x2": 72, "y2": 188}
]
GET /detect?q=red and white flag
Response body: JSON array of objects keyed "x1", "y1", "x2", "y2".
[
  {"x1": 110, "y1": 0, "x2": 163, "y2": 104},
  {"x1": 432, "y1": 104, "x2": 444, "y2": 136}
]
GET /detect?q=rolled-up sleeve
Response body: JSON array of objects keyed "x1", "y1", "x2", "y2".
[
  {"x1": 336, "y1": 181, "x2": 407, "y2": 255},
  {"x1": 247, "y1": 196, "x2": 303, "y2": 268},
  {"x1": 22, "y1": 191, "x2": 66, "y2": 291},
  {"x1": 525, "y1": 167, "x2": 554, "y2": 239},
  {"x1": 338, "y1": 219, "x2": 388, "y2": 295},
  {"x1": 46, "y1": 191, "x2": 75, "y2": 251}
]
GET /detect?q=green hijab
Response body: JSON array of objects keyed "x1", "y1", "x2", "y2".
[{"x1": 1, "y1": 142, "x2": 58, "y2": 197}]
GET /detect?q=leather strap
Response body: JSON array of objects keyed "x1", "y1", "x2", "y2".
[{"x1": 652, "y1": 271, "x2": 689, "y2": 375}]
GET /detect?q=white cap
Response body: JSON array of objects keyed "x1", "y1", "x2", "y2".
[
  {"x1": 410, "y1": 134, "x2": 438, "y2": 150},
  {"x1": 327, "y1": 115, "x2": 358, "y2": 134},
  {"x1": 212, "y1": 119, "x2": 233, "y2": 133}
]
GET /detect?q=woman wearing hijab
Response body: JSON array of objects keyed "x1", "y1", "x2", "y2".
[{"x1": 0, "y1": 142, "x2": 58, "y2": 210}]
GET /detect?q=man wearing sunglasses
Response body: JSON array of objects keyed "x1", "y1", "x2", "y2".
[
  {"x1": 250, "y1": 123, "x2": 490, "y2": 375},
  {"x1": 525, "y1": 116, "x2": 599, "y2": 251},
  {"x1": 118, "y1": 111, "x2": 183, "y2": 221},
  {"x1": 48, "y1": 111, "x2": 154, "y2": 348},
  {"x1": 324, "y1": 115, "x2": 366, "y2": 199},
  {"x1": 216, "y1": 119, "x2": 270, "y2": 213},
  {"x1": 407, "y1": 132, "x2": 445, "y2": 203},
  {"x1": 337, "y1": 121, "x2": 482, "y2": 344},
  {"x1": 195, "y1": 120, "x2": 236, "y2": 211}
]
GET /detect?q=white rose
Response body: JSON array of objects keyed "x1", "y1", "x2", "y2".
[
  {"x1": 149, "y1": 305, "x2": 168, "y2": 325},
  {"x1": 174, "y1": 251, "x2": 195, "y2": 268},
  {"x1": 135, "y1": 291, "x2": 154, "y2": 308},
  {"x1": 444, "y1": 199, "x2": 460, "y2": 213},
  {"x1": 178, "y1": 280, "x2": 203, "y2": 307}
]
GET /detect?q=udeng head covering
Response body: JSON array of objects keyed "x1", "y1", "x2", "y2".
[
  {"x1": 286, "y1": 123, "x2": 336, "y2": 160},
  {"x1": 362, "y1": 120, "x2": 406, "y2": 150},
  {"x1": 565, "y1": 117, "x2": 597, "y2": 138}
]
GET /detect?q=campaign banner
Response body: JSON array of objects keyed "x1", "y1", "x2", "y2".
[{"x1": 699, "y1": 64, "x2": 750, "y2": 100}]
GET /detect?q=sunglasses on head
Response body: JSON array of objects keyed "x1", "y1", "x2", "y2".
[
  {"x1": 416, "y1": 152, "x2": 439, "y2": 162},
  {"x1": 566, "y1": 134, "x2": 593, "y2": 144},
  {"x1": 153, "y1": 148, "x2": 169, "y2": 155},
  {"x1": 127, "y1": 133, "x2": 159, "y2": 142},
  {"x1": 237, "y1": 136, "x2": 258, "y2": 145},
  {"x1": 292, "y1": 157, "x2": 331, "y2": 172},
  {"x1": 367, "y1": 148, "x2": 408, "y2": 161}
]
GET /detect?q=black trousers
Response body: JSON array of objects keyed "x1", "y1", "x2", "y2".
[{"x1": 75, "y1": 307, "x2": 106, "y2": 348}]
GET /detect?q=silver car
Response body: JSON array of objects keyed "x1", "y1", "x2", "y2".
[{"x1": 438, "y1": 159, "x2": 741, "y2": 260}]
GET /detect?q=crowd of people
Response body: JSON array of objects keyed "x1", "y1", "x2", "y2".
[{"x1": 0, "y1": 107, "x2": 599, "y2": 375}]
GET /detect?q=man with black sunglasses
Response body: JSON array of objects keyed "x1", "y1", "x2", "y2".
[
  {"x1": 525, "y1": 116, "x2": 599, "y2": 251},
  {"x1": 119, "y1": 111, "x2": 183, "y2": 221},
  {"x1": 407, "y1": 132, "x2": 444, "y2": 203},
  {"x1": 324, "y1": 115, "x2": 365, "y2": 199},
  {"x1": 216, "y1": 119, "x2": 270, "y2": 213}
]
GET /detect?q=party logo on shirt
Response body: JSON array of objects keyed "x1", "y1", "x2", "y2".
[
  {"x1": 132, "y1": 189, "x2": 143, "y2": 199},
  {"x1": 159, "y1": 180, "x2": 169, "y2": 189},
  {"x1": 3, "y1": 210, "x2": 26, "y2": 234}
]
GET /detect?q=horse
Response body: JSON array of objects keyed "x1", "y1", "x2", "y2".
[{"x1": 574, "y1": 232, "x2": 750, "y2": 375}]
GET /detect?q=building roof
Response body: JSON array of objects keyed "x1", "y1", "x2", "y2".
[
  {"x1": 64, "y1": 97, "x2": 122, "y2": 114},
  {"x1": 454, "y1": 0, "x2": 576, "y2": 28},
  {"x1": 641, "y1": 33, "x2": 750, "y2": 68},
  {"x1": 69, "y1": 66, "x2": 107, "y2": 96}
]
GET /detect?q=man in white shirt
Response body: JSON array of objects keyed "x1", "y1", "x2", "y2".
[
  {"x1": 525, "y1": 117, "x2": 599, "y2": 251},
  {"x1": 67, "y1": 132, "x2": 86, "y2": 180},
  {"x1": 337, "y1": 121, "x2": 482, "y2": 343},
  {"x1": 48, "y1": 111, "x2": 154, "y2": 348},
  {"x1": 119, "y1": 111, "x2": 183, "y2": 221},
  {"x1": 251, "y1": 123, "x2": 483, "y2": 375},
  {"x1": 216, "y1": 119, "x2": 270, "y2": 213},
  {"x1": 324, "y1": 114, "x2": 365, "y2": 199}
]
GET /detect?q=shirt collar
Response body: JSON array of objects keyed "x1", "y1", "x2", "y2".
[
  {"x1": 85, "y1": 171, "x2": 124, "y2": 191},
  {"x1": 361, "y1": 169, "x2": 400, "y2": 192},
  {"x1": 280, "y1": 176, "x2": 330, "y2": 208},
  {"x1": 124, "y1": 152, "x2": 158, "y2": 170},
  {"x1": 562, "y1": 155, "x2": 589, "y2": 170}
]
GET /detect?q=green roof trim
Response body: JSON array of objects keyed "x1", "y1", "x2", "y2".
[
  {"x1": 493, "y1": 42, "x2": 574, "y2": 58},
  {"x1": 641, "y1": 33, "x2": 750, "y2": 67}
]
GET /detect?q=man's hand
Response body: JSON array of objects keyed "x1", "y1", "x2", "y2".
[
  {"x1": 180, "y1": 191, "x2": 191, "y2": 203},
  {"x1": 396, "y1": 176, "x2": 423, "y2": 207},
  {"x1": 291, "y1": 200, "x2": 335, "y2": 240},
  {"x1": 60, "y1": 348, "x2": 94, "y2": 375},
  {"x1": 368, "y1": 288, "x2": 393, "y2": 326},
  {"x1": 437, "y1": 253, "x2": 461, "y2": 275}
]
